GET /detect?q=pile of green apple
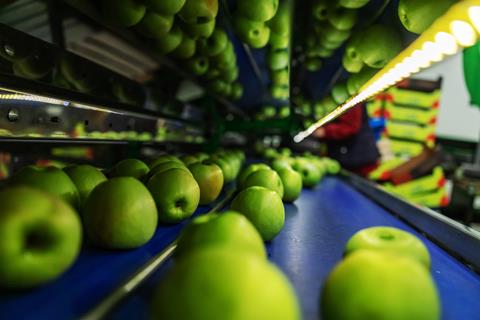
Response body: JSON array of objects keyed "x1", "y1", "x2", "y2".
[
  {"x1": 0, "y1": 149, "x2": 246, "y2": 289},
  {"x1": 267, "y1": 2, "x2": 291, "y2": 100},
  {"x1": 233, "y1": 0, "x2": 279, "y2": 49},
  {"x1": 99, "y1": 0, "x2": 243, "y2": 100},
  {"x1": 321, "y1": 226, "x2": 441, "y2": 319},
  {"x1": 305, "y1": 0, "x2": 370, "y2": 72}
]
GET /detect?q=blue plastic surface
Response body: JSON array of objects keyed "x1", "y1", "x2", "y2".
[
  {"x1": 109, "y1": 177, "x2": 480, "y2": 320},
  {"x1": 0, "y1": 185, "x2": 234, "y2": 319}
]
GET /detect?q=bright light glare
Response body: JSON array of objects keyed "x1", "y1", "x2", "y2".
[
  {"x1": 469, "y1": 6, "x2": 480, "y2": 33},
  {"x1": 411, "y1": 50, "x2": 431, "y2": 68},
  {"x1": 422, "y1": 41, "x2": 443, "y2": 62},
  {"x1": 450, "y1": 20, "x2": 477, "y2": 46},
  {"x1": 435, "y1": 32, "x2": 458, "y2": 55}
]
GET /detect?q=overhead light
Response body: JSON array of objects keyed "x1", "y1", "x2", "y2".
[{"x1": 294, "y1": 0, "x2": 480, "y2": 143}]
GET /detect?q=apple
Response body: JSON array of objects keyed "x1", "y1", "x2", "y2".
[
  {"x1": 211, "y1": 42, "x2": 235, "y2": 69},
  {"x1": 268, "y1": 50, "x2": 289, "y2": 71},
  {"x1": 208, "y1": 79, "x2": 229, "y2": 95},
  {"x1": 175, "y1": 211, "x2": 265, "y2": 259},
  {"x1": 346, "y1": 67, "x2": 377, "y2": 95},
  {"x1": 233, "y1": 16, "x2": 271, "y2": 49},
  {"x1": 181, "y1": 155, "x2": 200, "y2": 166},
  {"x1": 136, "y1": 11, "x2": 174, "y2": 39},
  {"x1": 178, "y1": 0, "x2": 218, "y2": 24},
  {"x1": 230, "y1": 186, "x2": 285, "y2": 241},
  {"x1": 64, "y1": 165, "x2": 107, "y2": 209},
  {"x1": 156, "y1": 26, "x2": 184, "y2": 54},
  {"x1": 342, "y1": 52, "x2": 364, "y2": 73},
  {"x1": 271, "y1": 85, "x2": 289, "y2": 100},
  {"x1": 321, "y1": 250, "x2": 440, "y2": 319},
  {"x1": 146, "y1": 0, "x2": 186, "y2": 15},
  {"x1": 0, "y1": 186, "x2": 82, "y2": 288},
  {"x1": 13, "y1": 51, "x2": 54, "y2": 80},
  {"x1": 188, "y1": 161, "x2": 224, "y2": 205},
  {"x1": 11, "y1": 166, "x2": 80, "y2": 209},
  {"x1": 305, "y1": 57, "x2": 322, "y2": 72},
  {"x1": 292, "y1": 159, "x2": 322, "y2": 188},
  {"x1": 312, "y1": 0, "x2": 330, "y2": 21},
  {"x1": 220, "y1": 67, "x2": 239, "y2": 83},
  {"x1": 237, "y1": 163, "x2": 271, "y2": 189},
  {"x1": 276, "y1": 168, "x2": 302, "y2": 203},
  {"x1": 320, "y1": 25, "x2": 351, "y2": 44},
  {"x1": 271, "y1": 69, "x2": 289, "y2": 86},
  {"x1": 345, "y1": 226, "x2": 431, "y2": 268},
  {"x1": 314, "y1": 102, "x2": 326, "y2": 118},
  {"x1": 144, "y1": 160, "x2": 189, "y2": 183},
  {"x1": 331, "y1": 82, "x2": 349, "y2": 104},
  {"x1": 110, "y1": 158, "x2": 149, "y2": 179},
  {"x1": 268, "y1": 2, "x2": 290, "y2": 36},
  {"x1": 230, "y1": 82, "x2": 244, "y2": 100},
  {"x1": 182, "y1": 19, "x2": 216, "y2": 39},
  {"x1": 316, "y1": 46, "x2": 334, "y2": 58},
  {"x1": 278, "y1": 105, "x2": 290, "y2": 118},
  {"x1": 197, "y1": 28, "x2": 228, "y2": 56},
  {"x1": 84, "y1": 177, "x2": 157, "y2": 248},
  {"x1": 355, "y1": 24, "x2": 402, "y2": 69},
  {"x1": 328, "y1": 7, "x2": 357, "y2": 31},
  {"x1": 101, "y1": 0, "x2": 146, "y2": 27},
  {"x1": 195, "y1": 152, "x2": 210, "y2": 161},
  {"x1": 398, "y1": 0, "x2": 455, "y2": 34},
  {"x1": 147, "y1": 168, "x2": 200, "y2": 223},
  {"x1": 59, "y1": 56, "x2": 99, "y2": 94},
  {"x1": 170, "y1": 36, "x2": 196, "y2": 59},
  {"x1": 186, "y1": 55, "x2": 210, "y2": 75},
  {"x1": 324, "y1": 158, "x2": 341, "y2": 174},
  {"x1": 151, "y1": 248, "x2": 300, "y2": 319},
  {"x1": 339, "y1": 0, "x2": 370, "y2": 9},
  {"x1": 242, "y1": 169, "x2": 284, "y2": 199},
  {"x1": 149, "y1": 155, "x2": 183, "y2": 168},
  {"x1": 237, "y1": 0, "x2": 279, "y2": 22}
]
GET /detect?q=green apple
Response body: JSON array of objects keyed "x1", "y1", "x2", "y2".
[
  {"x1": 278, "y1": 105, "x2": 290, "y2": 117},
  {"x1": 188, "y1": 161, "x2": 224, "y2": 205},
  {"x1": 186, "y1": 55, "x2": 209, "y2": 75},
  {"x1": 59, "y1": 56, "x2": 99, "y2": 94},
  {"x1": 144, "y1": 161, "x2": 189, "y2": 183},
  {"x1": 178, "y1": 0, "x2": 218, "y2": 24},
  {"x1": 170, "y1": 36, "x2": 196, "y2": 59},
  {"x1": 230, "y1": 82, "x2": 244, "y2": 100},
  {"x1": 312, "y1": 0, "x2": 329, "y2": 21},
  {"x1": 181, "y1": 155, "x2": 200, "y2": 166},
  {"x1": 101, "y1": 0, "x2": 146, "y2": 27},
  {"x1": 237, "y1": 0, "x2": 279, "y2": 22},
  {"x1": 195, "y1": 152, "x2": 210, "y2": 161},
  {"x1": 398, "y1": 0, "x2": 455, "y2": 34},
  {"x1": 64, "y1": 165, "x2": 107, "y2": 209},
  {"x1": 268, "y1": 32, "x2": 290, "y2": 50},
  {"x1": 292, "y1": 159, "x2": 322, "y2": 188},
  {"x1": 150, "y1": 155, "x2": 183, "y2": 168},
  {"x1": 331, "y1": 82, "x2": 349, "y2": 104},
  {"x1": 356, "y1": 24, "x2": 402, "y2": 69},
  {"x1": 345, "y1": 226, "x2": 431, "y2": 268},
  {"x1": 151, "y1": 248, "x2": 300, "y2": 319},
  {"x1": 11, "y1": 166, "x2": 80, "y2": 209},
  {"x1": 230, "y1": 186, "x2": 285, "y2": 241},
  {"x1": 328, "y1": 7, "x2": 357, "y2": 31},
  {"x1": 320, "y1": 25, "x2": 351, "y2": 44},
  {"x1": 271, "y1": 69, "x2": 289, "y2": 86},
  {"x1": 305, "y1": 57, "x2": 322, "y2": 72},
  {"x1": 84, "y1": 177, "x2": 158, "y2": 249},
  {"x1": 268, "y1": 50, "x2": 289, "y2": 71},
  {"x1": 146, "y1": 0, "x2": 186, "y2": 15},
  {"x1": 136, "y1": 11, "x2": 174, "y2": 39},
  {"x1": 339, "y1": 0, "x2": 370, "y2": 9},
  {"x1": 175, "y1": 211, "x2": 265, "y2": 259},
  {"x1": 242, "y1": 169, "x2": 284, "y2": 198},
  {"x1": 234, "y1": 15, "x2": 271, "y2": 49},
  {"x1": 276, "y1": 168, "x2": 302, "y2": 203},
  {"x1": 220, "y1": 67, "x2": 239, "y2": 83},
  {"x1": 197, "y1": 28, "x2": 228, "y2": 56},
  {"x1": 324, "y1": 158, "x2": 341, "y2": 174},
  {"x1": 147, "y1": 168, "x2": 200, "y2": 223},
  {"x1": 0, "y1": 186, "x2": 82, "y2": 288},
  {"x1": 342, "y1": 52, "x2": 364, "y2": 73},
  {"x1": 321, "y1": 250, "x2": 440, "y2": 320},
  {"x1": 208, "y1": 79, "x2": 229, "y2": 95},
  {"x1": 156, "y1": 26, "x2": 184, "y2": 54},
  {"x1": 182, "y1": 19, "x2": 216, "y2": 39},
  {"x1": 316, "y1": 46, "x2": 334, "y2": 58},
  {"x1": 237, "y1": 163, "x2": 271, "y2": 189},
  {"x1": 268, "y1": 2, "x2": 290, "y2": 36},
  {"x1": 346, "y1": 67, "x2": 377, "y2": 95},
  {"x1": 110, "y1": 158, "x2": 149, "y2": 179},
  {"x1": 211, "y1": 41, "x2": 235, "y2": 69},
  {"x1": 271, "y1": 158, "x2": 292, "y2": 171},
  {"x1": 13, "y1": 51, "x2": 54, "y2": 80}
]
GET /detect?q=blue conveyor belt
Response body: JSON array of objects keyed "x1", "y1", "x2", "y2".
[{"x1": 109, "y1": 177, "x2": 480, "y2": 320}]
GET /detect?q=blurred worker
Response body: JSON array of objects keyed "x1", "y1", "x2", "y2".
[{"x1": 313, "y1": 104, "x2": 379, "y2": 177}]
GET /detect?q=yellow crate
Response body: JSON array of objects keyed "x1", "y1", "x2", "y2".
[
  {"x1": 383, "y1": 167, "x2": 445, "y2": 196},
  {"x1": 385, "y1": 121, "x2": 436, "y2": 143},
  {"x1": 406, "y1": 187, "x2": 449, "y2": 208},
  {"x1": 366, "y1": 98, "x2": 384, "y2": 118},
  {"x1": 386, "y1": 87, "x2": 441, "y2": 108},
  {"x1": 385, "y1": 101, "x2": 438, "y2": 125},
  {"x1": 368, "y1": 157, "x2": 405, "y2": 180}
]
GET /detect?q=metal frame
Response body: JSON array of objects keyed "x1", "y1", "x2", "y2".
[{"x1": 342, "y1": 171, "x2": 480, "y2": 272}]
